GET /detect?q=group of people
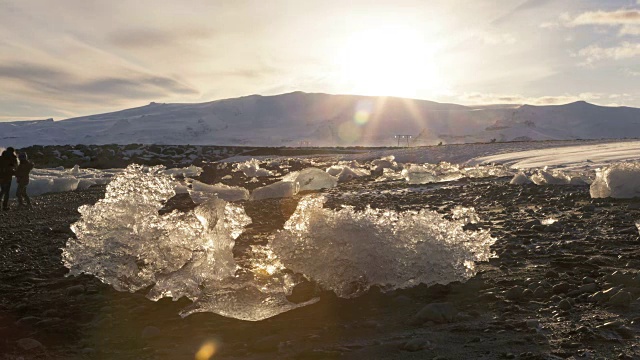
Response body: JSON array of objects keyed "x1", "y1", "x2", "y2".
[{"x1": 0, "y1": 147, "x2": 34, "y2": 211}]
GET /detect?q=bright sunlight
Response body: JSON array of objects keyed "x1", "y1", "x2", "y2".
[{"x1": 334, "y1": 24, "x2": 448, "y2": 99}]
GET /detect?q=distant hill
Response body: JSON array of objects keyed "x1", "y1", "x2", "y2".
[{"x1": 1, "y1": 92, "x2": 639, "y2": 147}]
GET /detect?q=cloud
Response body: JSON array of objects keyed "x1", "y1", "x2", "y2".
[
  {"x1": 108, "y1": 27, "x2": 214, "y2": 49},
  {"x1": 570, "y1": 10, "x2": 640, "y2": 26},
  {"x1": 0, "y1": 61, "x2": 198, "y2": 118},
  {"x1": 77, "y1": 76, "x2": 197, "y2": 97},
  {"x1": 620, "y1": 25, "x2": 640, "y2": 35},
  {"x1": 577, "y1": 42, "x2": 640, "y2": 64},
  {"x1": 568, "y1": 10, "x2": 640, "y2": 36}
]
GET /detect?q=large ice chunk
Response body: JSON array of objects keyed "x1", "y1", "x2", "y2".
[
  {"x1": 189, "y1": 180, "x2": 249, "y2": 203},
  {"x1": 402, "y1": 163, "x2": 463, "y2": 184},
  {"x1": 326, "y1": 165, "x2": 370, "y2": 183},
  {"x1": 290, "y1": 168, "x2": 337, "y2": 191},
  {"x1": 63, "y1": 165, "x2": 314, "y2": 321},
  {"x1": 590, "y1": 162, "x2": 640, "y2": 198},
  {"x1": 270, "y1": 195, "x2": 495, "y2": 298},
  {"x1": 371, "y1": 155, "x2": 400, "y2": 174},
  {"x1": 510, "y1": 171, "x2": 532, "y2": 185}
]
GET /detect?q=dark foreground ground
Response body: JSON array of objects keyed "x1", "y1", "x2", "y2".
[{"x1": 1, "y1": 176, "x2": 640, "y2": 359}]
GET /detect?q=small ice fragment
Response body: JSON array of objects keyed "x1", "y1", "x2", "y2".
[{"x1": 250, "y1": 181, "x2": 299, "y2": 200}]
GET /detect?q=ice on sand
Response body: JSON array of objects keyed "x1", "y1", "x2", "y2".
[
  {"x1": 189, "y1": 180, "x2": 249, "y2": 202},
  {"x1": 250, "y1": 168, "x2": 336, "y2": 200},
  {"x1": 63, "y1": 165, "x2": 497, "y2": 321},
  {"x1": 271, "y1": 195, "x2": 495, "y2": 298},
  {"x1": 590, "y1": 162, "x2": 640, "y2": 198}
]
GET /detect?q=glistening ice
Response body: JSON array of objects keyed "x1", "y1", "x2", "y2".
[
  {"x1": 271, "y1": 195, "x2": 496, "y2": 298},
  {"x1": 63, "y1": 164, "x2": 496, "y2": 321}
]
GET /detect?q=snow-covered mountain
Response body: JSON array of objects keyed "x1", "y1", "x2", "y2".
[{"x1": 2, "y1": 92, "x2": 640, "y2": 147}]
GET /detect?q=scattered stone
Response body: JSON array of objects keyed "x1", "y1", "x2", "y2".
[
  {"x1": 251, "y1": 335, "x2": 281, "y2": 353},
  {"x1": 552, "y1": 282, "x2": 571, "y2": 294},
  {"x1": 558, "y1": 299, "x2": 572, "y2": 311},
  {"x1": 533, "y1": 286, "x2": 547, "y2": 298},
  {"x1": 17, "y1": 338, "x2": 43, "y2": 351},
  {"x1": 525, "y1": 319, "x2": 539, "y2": 329},
  {"x1": 66, "y1": 284, "x2": 85, "y2": 296},
  {"x1": 141, "y1": 326, "x2": 161, "y2": 339},
  {"x1": 597, "y1": 320, "x2": 623, "y2": 329},
  {"x1": 608, "y1": 291, "x2": 632, "y2": 308},
  {"x1": 410, "y1": 302, "x2": 457, "y2": 324},
  {"x1": 505, "y1": 286, "x2": 524, "y2": 300},
  {"x1": 579, "y1": 283, "x2": 598, "y2": 293},
  {"x1": 16, "y1": 316, "x2": 41, "y2": 327},
  {"x1": 400, "y1": 338, "x2": 431, "y2": 352}
]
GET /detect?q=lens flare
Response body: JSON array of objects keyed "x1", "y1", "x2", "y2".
[
  {"x1": 195, "y1": 340, "x2": 219, "y2": 360},
  {"x1": 353, "y1": 99, "x2": 374, "y2": 125}
]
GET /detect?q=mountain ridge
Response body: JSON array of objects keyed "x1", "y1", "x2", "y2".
[{"x1": 1, "y1": 92, "x2": 639, "y2": 147}]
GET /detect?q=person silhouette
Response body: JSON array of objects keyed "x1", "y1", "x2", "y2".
[
  {"x1": 0, "y1": 147, "x2": 18, "y2": 210},
  {"x1": 15, "y1": 152, "x2": 34, "y2": 208}
]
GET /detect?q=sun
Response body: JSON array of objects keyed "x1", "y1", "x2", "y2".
[{"x1": 334, "y1": 24, "x2": 447, "y2": 99}]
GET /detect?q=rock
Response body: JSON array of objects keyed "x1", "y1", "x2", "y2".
[
  {"x1": 617, "y1": 227, "x2": 637, "y2": 235},
  {"x1": 608, "y1": 291, "x2": 632, "y2": 308},
  {"x1": 558, "y1": 299, "x2": 572, "y2": 311},
  {"x1": 411, "y1": 302, "x2": 458, "y2": 324},
  {"x1": 545, "y1": 270, "x2": 559, "y2": 279},
  {"x1": 17, "y1": 338, "x2": 43, "y2": 351},
  {"x1": 552, "y1": 282, "x2": 571, "y2": 294},
  {"x1": 400, "y1": 338, "x2": 431, "y2": 352},
  {"x1": 544, "y1": 224, "x2": 563, "y2": 233},
  {"x1": 579, "y1": 283, "x2": 598, "y2": 293},
  {"x1": 251, "y1": 335, "x2": 281, "y2": 353},
  {"x1": 66, "y1": 284, "x2": 85, "y2": 296},
  {"x1": 286, "y1": 281, "x2": 316, "y2": 304},
  {"x1": 525, "y1": 319, "x2": 539, "y2": 329},
  {"x1": 294, "y1": 349, "x2": 343, "y2": 359},
  {"x1": 505, "y1": 286, "x2": 524, "y2": 300},
  {"x1": 597, "y1": 320, "x2": 623, "y2": 329},
  {"x1": 16, "y1": 316, "x2": 41, "y2": 327},
  {"x1": 141, "y1": 326, "x2": 161, "y2": 339},
  {"x1": 533, "y1": 286, "x2": 547, "y2": 298}
]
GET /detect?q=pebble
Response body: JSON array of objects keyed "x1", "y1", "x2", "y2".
[
  {"x1": 505, "y1": 286, "x2": 524, "y2": 300},
  {"x1": 400, "y1": 338, "x2": 431, "y2": 352},
  {"x1": 533, "y1": 286, "x2": 547, "y2": 298},
  {"x1": 525, "y1": 319, "x2": 539, "y2": 329},
  {"x1": 251, "y1": 335, "x2": 281, "y2": 353},
  {"x1": 410, "y1": 302, "x2": 457, "y2": 324},
  {"x1": 16, "y1": 316, "x2": 41, "y2": 327},
  {"x1": 141, "y1": 326, "x2": 161, "y2": 339},
  {"x1": 579, "y1": 283, "x2": 598, "y2": 293},
  {"x1": 17, "y1": 338, "x2": 43, "y2": 351},
  {"x1": 552, "y1": 282, "x2": 571, "y2": 294},
  {"x1": 558, "y1": 299, "x2": 572, "y2": 311},
  {"x1": 608, "y1": 291, "x2": 632, "y2": 308},
  {"x1": 66, "y1": 284, "x2": 85, "y2": 296}
]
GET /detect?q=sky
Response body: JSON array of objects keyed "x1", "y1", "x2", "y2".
[{"x1": 1, "y1": 0, "x2": 639, "y2": 121}]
